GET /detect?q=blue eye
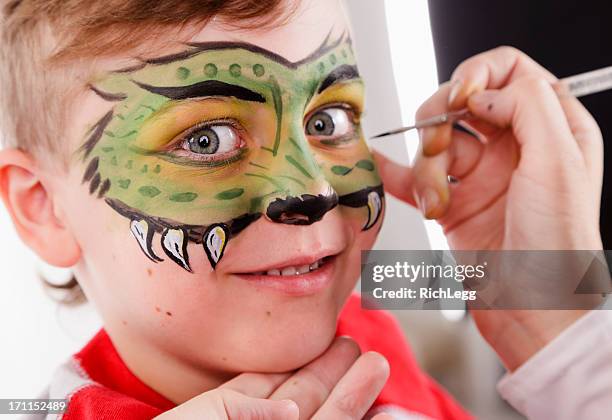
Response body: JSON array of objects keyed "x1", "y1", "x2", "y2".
[
  {"x1": 187, "y1": 127, "x2": 220, "y2": 154},
  {"x1": 305, "y1": 107, "x2": 355, "y2": 140},
  {"x1": 181, "y1": 125, "x2": 240, "y2": 156},
  {"x1": 307, "y1": 111, "x2": 336, "y2": 136}
]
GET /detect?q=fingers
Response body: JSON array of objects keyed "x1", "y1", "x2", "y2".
[
  {"x1": 372, "y1": 150, "x2": 415, "y2": 206},
  {"x1": 467, "y1": 78, "x2": 582, "y2": 163},
  {"x1": 448, "y1": 46, "x2": 556, "y2": 110},
  {"x1": 219, "y1": 372, "x2": 291, "y2": 399},
  {"x1": 383, "y1": 46, "x2": 603, "y2": 223},
  {"x1": 555, "y1": 94, "x2": 604, "y2": 206},
  {"x1": 449, "y1": 46, "x2": 601, "y2": 179},
  {"x1": 153, "y1": 389, "x2": 299, "y2": 420},
  {"x1": 412, "y1": 84, "x2": 486, "y2": 218},
  {"x1": 411, "y1": 146, "x2": 450, "y2": 219},
  {"x1": 269, "y1": 336, "x2": 361, "y2": 420},
  {"x1": 312, "y1": 352, "x2": 390, "y2": 420},
  {"x1": 450, "y1": 46, "x2": 603, "y2": 214},
  {"x1": 382, "y1": 81, "x2": 483, "y2": 217},
  {"x1": 415, "y1": 82, "x2": 454, "y2": 157},
  {"x1": 220, "y1": 390, "x2": 299, "y2": 420}
]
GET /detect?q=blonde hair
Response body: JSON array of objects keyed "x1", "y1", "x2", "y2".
[{"x1": 0, "y1": 0, "x2": 292, "y2": 161}]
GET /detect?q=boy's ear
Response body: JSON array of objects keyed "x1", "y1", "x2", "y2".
[{"x1": 0, "y1": 149, "x2": 81, "y2": 267}]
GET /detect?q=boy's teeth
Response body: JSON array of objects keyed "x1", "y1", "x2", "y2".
[
  {"x1": 281, "y1": 266, "x2": 296, "y2": 276},
  {"x1": 262, "y1": 258, "x2": 326, "y2": 276}
]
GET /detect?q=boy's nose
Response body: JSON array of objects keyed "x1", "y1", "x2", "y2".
[{"x1": 265, "y1": 192, "x2": 338, "y2": 225}]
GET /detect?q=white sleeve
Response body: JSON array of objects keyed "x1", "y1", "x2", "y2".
[{"x1": 497, "y1": 310, "x2": 612, "y2": 420}]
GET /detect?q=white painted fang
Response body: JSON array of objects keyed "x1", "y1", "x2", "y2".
[
  {"x1": 364, "y1": 191, "x2": 382, "y2": 230},
  {"x1": 204, "y1": 225, "x2": 228, "y2": 268},
  {"x1": 162, "y1": 228, "x2": 191, "y2": 272},
  {"x1": 130, "y1": 219, "x2": 163, "y2": 262}
]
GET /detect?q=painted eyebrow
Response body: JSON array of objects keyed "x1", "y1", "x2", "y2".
[
  {"x1": 132, "y1": 79, "x2": 266, "y2": 103},
  {"x1": 317, "y1": 64, "x2": 360, "y2": 94}
]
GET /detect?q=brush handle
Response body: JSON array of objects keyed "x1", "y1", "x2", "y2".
[{"x1": 372, "y1": 65, "x2": 612, "y2": 139}]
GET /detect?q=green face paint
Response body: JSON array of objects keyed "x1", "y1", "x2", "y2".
[{"x1": 79, "y1": 32, "x2": 384, "y2": 271}]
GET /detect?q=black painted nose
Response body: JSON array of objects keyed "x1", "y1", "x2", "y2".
[{"x1": 266, "y1": 193, "x2": 339, "y2": 225}]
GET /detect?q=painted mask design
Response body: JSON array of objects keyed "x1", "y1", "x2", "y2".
[{"x1": 79, "y1": 33, "x2": 384, "y2": 272}]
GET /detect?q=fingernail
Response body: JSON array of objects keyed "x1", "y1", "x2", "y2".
[
  {"x1": 449, "y1": 80, "x2": 480, "y2": 110},
  {"x1": 448, "y1": 79, "x2": 463, "y2": 107},
  {"x1": 280, "y1": 399, "x2": 299, "y2": 413},
  {"x1": 419, "y1": 188, "x2": 439, "y2": 218}
]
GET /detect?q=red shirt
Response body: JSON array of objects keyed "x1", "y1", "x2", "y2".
[{"x1": 48, "y1": 294, "x2": 472, "y2": 419}]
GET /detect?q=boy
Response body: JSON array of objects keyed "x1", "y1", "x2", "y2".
[
  {"x1": 0, "y1": 0, "x2": 471, "y2": 418},
  {"x1": 1, "y1": 0, "x2": 610, "y2": 418}
]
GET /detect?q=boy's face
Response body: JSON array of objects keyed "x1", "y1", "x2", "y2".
[{"x1": 58, "y1": 0, "x2": 383, "y2": 382}]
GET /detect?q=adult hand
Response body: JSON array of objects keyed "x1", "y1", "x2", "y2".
[
  {"x1": 375, "y1": 46, "x2": 604, "y2": 370},
  {"x1": 154, "y1": 336, "x2": 391, "y2": 419}
]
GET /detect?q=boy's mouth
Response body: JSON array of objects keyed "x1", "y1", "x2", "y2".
[
  {"x1": 233, "y1": 254, "x2": 339, "y2": 296},
  {"x1": 245, "y1": 256, "x2": 332, "y2": 277}
]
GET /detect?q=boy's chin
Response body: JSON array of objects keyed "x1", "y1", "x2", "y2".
[{"x1": 240, "y1": 316, "x2": 339, "y2": 373}]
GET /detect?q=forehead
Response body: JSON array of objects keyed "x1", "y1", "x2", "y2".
[{"x1": 92, "y1": 31, "x2": 359, "y2": 99}]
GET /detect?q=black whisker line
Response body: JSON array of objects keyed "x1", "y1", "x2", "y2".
[
  {"x1": 89, "y1": 85, "x2": 127, "y2": 102},
  {"x1": 111, "y1": 62, "x2": 147, "y2": 74},
  {"x1": 143, "y1": 47, "x2": 203, "y2": 65},
  {"x1": 79, "y1": 111, "x2": 114, "y2": 159}
]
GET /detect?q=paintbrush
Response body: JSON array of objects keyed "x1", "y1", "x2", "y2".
[{"x1": 371, "y1": 65, "x2": 612, "y2": 139}]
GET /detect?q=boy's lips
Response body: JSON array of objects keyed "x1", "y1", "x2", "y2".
[
  {"x1": 232, "y1": 252, "x2": 340, "y2": 296},
  {"x1": 234, "y1": 251, "x2": 338, "y2": 275}
]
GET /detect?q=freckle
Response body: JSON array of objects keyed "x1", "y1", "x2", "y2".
[
  {"x1": 166, "y1": 311, "x2": 172, "y2": 317},
  {"x1": 266, "y1": 311, "x2": 271, "y2": 317},
  {"x1": 222, "y1": 357, "x2": 227, "y2": 361},
  {"x1": 155, "y1": 306, "x2": 161, "y2": 312},
  {"x1": 147, "y1": 268, "x2": 153, "y2": 277},
  {"x1": 488, "y1": 103, "x2": 494, "y2": 111},
  {"x1": 292, "y1": 380, "x2": 299, "y2": 386},
  {"x1": 122, "y1": 320, "x2": 128, "y2": 325}
]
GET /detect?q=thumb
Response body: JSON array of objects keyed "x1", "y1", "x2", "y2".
[
  {"x1": 372, "y1": 150, "x2": 416, "y2": 207},
  {"x1": 221, "y1": 390, "x2": 299, "y2": 420}
]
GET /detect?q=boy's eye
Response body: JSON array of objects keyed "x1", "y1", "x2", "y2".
[
  {"x1": 305, "y1": 107, "x2": 357, "y2": 145},
  {"x1": 184, "y1": 126, "x2": 236, "y2": 155},
  {"x1": 171, "y1": 122, "x2": 246, "y2": 164}
]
